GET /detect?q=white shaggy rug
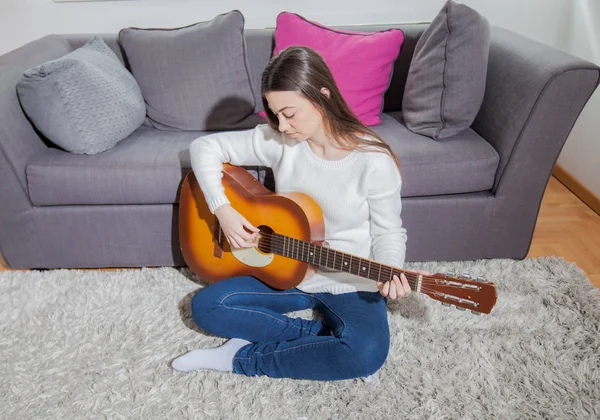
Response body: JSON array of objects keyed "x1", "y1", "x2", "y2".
[{"x1": 1, "y1": 257, "x2": 598, "y2": 419}]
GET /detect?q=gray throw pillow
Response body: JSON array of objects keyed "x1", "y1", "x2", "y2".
[
  {"x1": 119, "y1": 10, "x2": 259, "y2": 131},
  {"x1": 17, "y1": 36, "x2": 146, "y2": 155},
  {"x1": 402, "y1": 1, "x2": 490, "y2": 139}
]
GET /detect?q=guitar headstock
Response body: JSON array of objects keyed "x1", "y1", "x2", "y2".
[{"x1": 418, "y1": 272, "x2": 497, "y2": 314}]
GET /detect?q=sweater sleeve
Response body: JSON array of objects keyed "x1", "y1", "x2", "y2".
[
  {"x1": 189, "y1": 124, "x2": 285, "y2": 213},
  {"x1": 366, "y1": 153, "x2": 407, "y2": 269}
]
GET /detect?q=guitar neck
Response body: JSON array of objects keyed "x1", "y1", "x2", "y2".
[{"x1": 267, "y1": 232, "x2": 417, "y2": 289}]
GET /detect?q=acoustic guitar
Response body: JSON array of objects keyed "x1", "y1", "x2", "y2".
[{"x1": 179, "y1": 164, "x2": 497, "y2": 315}]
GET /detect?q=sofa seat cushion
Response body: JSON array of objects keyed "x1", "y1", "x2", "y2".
[
  {"x1": 27, "y1": 126, "x2": 206, "y2": 206},
  {"x1": 27, "y1": 114, "x2": 499, "y2": 206},
  {"x1": 374, "y1": 112, "x2": 499, "y2": 197}
]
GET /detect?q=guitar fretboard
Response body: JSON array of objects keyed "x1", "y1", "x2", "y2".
[{"x1": 266, "y1": 232, "x2": 402, "y2": 285}]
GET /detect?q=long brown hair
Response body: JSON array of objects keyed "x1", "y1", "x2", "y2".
[{"x1": 260, "y1": 46, "x2": 401, "y2": 173}]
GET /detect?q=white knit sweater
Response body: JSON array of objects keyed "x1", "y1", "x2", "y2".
[{"x1": 189, "y1": 124, "x2": 407, "y2": 295}]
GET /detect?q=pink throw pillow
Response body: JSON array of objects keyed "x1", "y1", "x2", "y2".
[{"x1": 260, "y1": 12, "x2": 404, "y2": 126}]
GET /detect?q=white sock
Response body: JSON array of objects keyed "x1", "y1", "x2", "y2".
[{"x1": 172, "y1": 338, "x2": 251, "y2": 373}]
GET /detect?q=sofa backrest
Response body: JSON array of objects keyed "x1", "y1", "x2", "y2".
[{"x1": 60, "y1": 23, "x2": 428, "y2": 114}]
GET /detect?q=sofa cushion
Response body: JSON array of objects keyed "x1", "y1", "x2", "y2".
[
  {"x1": 374, "y1": 112, "x2": 499, "y2": 197},
  {"x1": 402, "y1": 0, "x2": 490, "y2": 139},
  {"x1": 119, "y1": 10, "x2": 261, "y2": 131},
  {"x1": 16, "y1": 36, "x2": 146, "y2": 155},
  {"x1": 263, "y1": 12, "x2": 404, "y2": 126},
  {"x1": 27, "y1": 127, "x2": 200, "y2": 206},
  {"x1": 26, "y1": 113, "x2": 499, "y2": 206}
]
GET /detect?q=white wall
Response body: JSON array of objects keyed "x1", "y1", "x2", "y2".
[
  {"x1": 0, "y1": 0, "x2": 571, "y2": 55},
  {"x1": 555, "y1": 0, "x2": 600, "y2": 198},
  {"x1": 0, "y1": 0, "x2": 597, "y2": 195}
]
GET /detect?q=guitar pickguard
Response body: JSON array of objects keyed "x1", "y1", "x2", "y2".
[{"x1": 231, "y1": 247, "x2": 274, "y2": 267}]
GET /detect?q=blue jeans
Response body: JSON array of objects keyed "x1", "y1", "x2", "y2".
[{"x1": 190, "y1": 275, "x2": 390, "y2": 380}]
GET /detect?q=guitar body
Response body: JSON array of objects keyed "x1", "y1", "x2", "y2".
[
  {"x1": 179, "y1": 164, "x2": 325, "y2": 290},
  {"x1": 180, "y1": 165, "x2": 498, "y2": 314}
]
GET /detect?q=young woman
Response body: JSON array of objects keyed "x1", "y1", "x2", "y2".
[{"x1": 172, "y1": 46, "x2": 426, "y2": 381}]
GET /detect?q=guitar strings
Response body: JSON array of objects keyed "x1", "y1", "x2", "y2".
[
  {"x1": 255, "y1": 232, "x2": 449, "y2": 287},
  {"x1": 244, "y1": 231, "x2": 480, "y2": 289},
  {"x1": 254, "y1": 231, "x2": 415, "y2": 283},
  {"x1": 219, "y1": 231, "x2": 486, "y2": 310}
]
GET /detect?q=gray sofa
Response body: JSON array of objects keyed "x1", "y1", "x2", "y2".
[{"x1": 1, "y1": 23, "x2": 599, "y2": 269}]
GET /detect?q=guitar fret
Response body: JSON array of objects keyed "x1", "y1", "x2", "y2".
[
  {"x1": 351, "y1": 256, "x2": 360, "y2": 276},
  {"x1": 331, "y1": 250, "x2": 335, "y2": 270}
]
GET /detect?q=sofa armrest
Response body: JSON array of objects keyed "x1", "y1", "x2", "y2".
[
  {"x1": 471, "y1": 27, "x2": 600, "y2": 258},
  {"x1": 0, "y1": 35, "x2": 72, "y2": 193},
  {"x1": 0, "y1": 35, "x2": 72, "y2": 267},
  {"x1": 473, "y1": 27, "x2": 600, "y2": 194}
]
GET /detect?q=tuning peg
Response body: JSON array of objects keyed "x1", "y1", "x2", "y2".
[
  {"x1": 476, "y1": 276, "x2": 487, "y2": 283},
  {"x1": 441, "y1": 302, "x2": 451, "y2": 307},
  {"x1": 460, "y1": 273, "x2": 472, "y2": 279},
  {"x1": 455, "y1": 306, "x2": 466, "y2": 311},
  {"x1": 445, "y1": 271, "x2": 456, "y2": 277},
  {"x1": 470, "y1": 310, "x2": 481, "y2": 315}
]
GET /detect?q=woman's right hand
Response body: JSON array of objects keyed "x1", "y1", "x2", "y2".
[{"x1": 214, "y1": 204, "x2": 259, "y2": 249}]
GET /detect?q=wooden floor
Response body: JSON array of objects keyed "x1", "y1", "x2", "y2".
[
  {"x1": 1, "y1": 176, "x2": 599, "y2": 288},
  {"x1": 528, "y1": 177, "x2": 600, "y2": 288}
]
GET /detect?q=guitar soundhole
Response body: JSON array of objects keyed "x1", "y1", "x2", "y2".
[{"x1": 256, "y1": 225, "x2": 274, "y2": 254}]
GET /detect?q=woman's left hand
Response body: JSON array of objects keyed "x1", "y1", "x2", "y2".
[{"x1": 377, "y1": 270, "x2": 429, "y2": 300}]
